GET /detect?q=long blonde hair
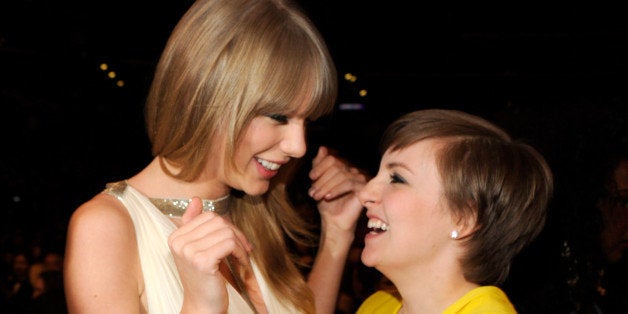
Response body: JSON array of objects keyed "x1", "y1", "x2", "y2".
[{"x1": 144, "y1": 0, "x2": 337, "y2": 312}]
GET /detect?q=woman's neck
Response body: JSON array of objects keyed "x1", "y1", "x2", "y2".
[
  {"x1": 387, "y1": 260, "x2": 478, "y2": 313},
  {"x1": 128, "y1": 157, "x2": 230, "y2": 200}
]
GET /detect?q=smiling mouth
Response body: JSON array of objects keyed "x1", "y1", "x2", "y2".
[
  {"x1": 256, "y1": 158, "x2": 281, "y2": 171},
  {"x1": 367, "y1": 218, "x2": 389, "y2": 233}
]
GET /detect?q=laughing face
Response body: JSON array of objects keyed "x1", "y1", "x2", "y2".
[
  {"x1": 218, "y1": 107, "x2": 309, "y2": 196},
  {"x1": 358, "y1": 139, "x2": 456, "y2": 272}
]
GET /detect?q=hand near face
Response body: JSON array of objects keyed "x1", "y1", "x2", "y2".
[
  {"x1": 168, "y1": 197, "x2": 253, "y2": 313},
  {"x1": 309, "y1": 146, "x2": 368, "y2": 236}
]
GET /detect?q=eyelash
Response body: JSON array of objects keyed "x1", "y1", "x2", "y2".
[
  {"x1": 389, "y1": 173, "x2": 406, "y2": 184},
  {"x1": 267, "y1": 114, "x2": 288, "y2": 123}
]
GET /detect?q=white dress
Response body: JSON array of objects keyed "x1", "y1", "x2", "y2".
[{"x1": 104, "y1": 181, "x2": 297, "y2": 314}]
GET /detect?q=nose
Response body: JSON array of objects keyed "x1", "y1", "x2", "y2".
[
  {"x1": 357, "y1": 178, "x2": 379, "y2": 208},
  {"x1": 282, "y1": 120, "x2": 307, "y2": 158}
]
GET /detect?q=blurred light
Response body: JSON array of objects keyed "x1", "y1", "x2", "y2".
[
  {"x1": 99, "y1": 63, "x2": 108, "y2": 71},
  {"x1": 344, "y1": 73, "x2": 357, "y2": 83},
  {"x1": 359, "y1": 89, "x2": 368, "y2": 97},
  {"x1": 12, "y1": 195, "x2": 21, "y2": 202},
  {"x1": 338, "y1": 103, "x2": 365, "y2": 111},
  {"x1": 108, "y1": 71, "x2": 116, "y2": 79},
  {"x1": 116, "y1": 80, "x2": 125, "y2": 87}
]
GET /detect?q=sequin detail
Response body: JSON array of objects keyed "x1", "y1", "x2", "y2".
[{"x1": 149, "y1": 195, "x2": 231, "y2": 217}]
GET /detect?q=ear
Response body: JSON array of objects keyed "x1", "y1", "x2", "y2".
[{"x1": 450, "y1": 209, "x2": 478, "y2": 240}]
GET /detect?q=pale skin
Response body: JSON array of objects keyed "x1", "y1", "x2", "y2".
[
  {"x1": 64, "y1": 105, "x2": 365, "y2": 313},
  {"x1": 357, "y1": 139, "x2": 478, "y2": 314}
]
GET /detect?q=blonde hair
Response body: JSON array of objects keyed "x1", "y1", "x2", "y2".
[{"x1": 144, "y1": 0, "x2": 337, "y2": 311}]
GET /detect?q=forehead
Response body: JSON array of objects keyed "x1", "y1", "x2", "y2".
[{"x1": 384, "y1": 139, "x2": 443, "y2": 164}]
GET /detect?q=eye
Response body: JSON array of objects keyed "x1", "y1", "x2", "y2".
[
  {"x1": 266, "y1": 114, "x2": 289, "y2": 124},
  {"x1": 389, "y1": 172, "x2": 406, "y2": 184}
]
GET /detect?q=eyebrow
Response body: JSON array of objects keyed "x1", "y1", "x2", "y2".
[{"x1": 386, "y1": 161, "x2": 414, "y2": 174}]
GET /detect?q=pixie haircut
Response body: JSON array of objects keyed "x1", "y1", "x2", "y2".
[
  {"x1": 380, "y1": 109, "x2": 554, "y2": 285},
  {"x1": 145, "y1": 0, "x2": 337, "y2": 181}
]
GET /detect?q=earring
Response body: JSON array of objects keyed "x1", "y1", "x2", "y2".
[{"x1": 450, "y1": 230, "x2": 459, "y2": 239}]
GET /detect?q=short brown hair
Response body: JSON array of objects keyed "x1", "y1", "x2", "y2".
[{"x1": 381, "y1": 109, "x2": 553, "y2": 285}]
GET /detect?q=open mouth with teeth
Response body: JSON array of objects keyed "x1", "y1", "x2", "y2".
[
  {"x1": 256, "y1": 158, "x2": 280, "y2": 171},
  {"x1": 367, "y1": 218, "x2": 389, "y2": 234}
]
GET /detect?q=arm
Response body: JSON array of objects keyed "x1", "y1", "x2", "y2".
[
  {"x1": 64, "y1": 194, "x2": 142, "y2": 313},
  {"x1": 307, "y1": 146, "x2": 367, "y2": 314}
]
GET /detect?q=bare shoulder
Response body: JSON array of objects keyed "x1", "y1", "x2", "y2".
[
  {"x1": 65, "y1": 191, "x2": 139, "y2": 263},
  {"x1": 65, "y1": 192, "x2": 143, "y2": 312},
  {"x1": 67, "y1": 192, "x2": 134, "y2": 237}
]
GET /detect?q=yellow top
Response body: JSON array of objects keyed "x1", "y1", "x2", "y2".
[
  {"x1": 357, "y1": 286, "x2": 517, "y2": 314},
  {"x1": 356, "y1": 290, "x2": 401, "y2": 314}
]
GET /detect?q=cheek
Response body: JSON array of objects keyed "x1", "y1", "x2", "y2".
[
  {"x1": 387, "y1": 193, "x2": 426, "y2": 220},
  {"x1": 385, "y1": 196, "x2": 425, "y2": 240},
  {"x1": 237, "y1": 127, "x2": 276, "y2": 158},
  {"x1": 390, "y1": 195, "x2": 444, "y2": 237},
  {"x1": 233, "y1": 146, "x2": 251, "y2": 169}
]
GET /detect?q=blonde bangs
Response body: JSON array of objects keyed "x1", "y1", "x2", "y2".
[
  {"x1": 234, "y1": 4, "x2": 336, "y2": 123},
  {"x1": 251, "y1": 51, "x2": 335, "y2": 120}
]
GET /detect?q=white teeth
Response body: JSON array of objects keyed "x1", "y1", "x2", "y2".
[
  {"x1": 257, "y1": 158, "x2": 281, "y2": 171},
  {"x1": 367, "y1": 218, "x2": 389, "y2": 231}
]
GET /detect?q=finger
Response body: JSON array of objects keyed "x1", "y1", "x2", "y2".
[
  {"x1": 309, "y1": 151, "x2": 340, "y2": 181},
  {"x1": 171, "y1": 223, "x2": 247, "y2": 267},
  {"x1": 316, "y1": 172, "x2": 363, "y2": 201},
  {"x1": 310, "y1": 156, "x2": 347, "y2": 195},
  {"x1": 229, "y1": 241, "x2": 253, "y2": 269},
  {"x1": 310, "y1": 166, "x2": 344, "y2": 200},
  {"x1": 182, "y1": 197, "x2": 203, "y2": 224},
  {"x1": 193, "y1": 232, "x2": 251, "y2": 272},
  {"x1": 312, "y1": 167, "x2": 368, "y2": 201},
  {"x1": 170, "y1": 211, "x2": 224, "y2": 253},
  {"x1": 171, "y1": 214, "x2": 253, "y2": 256},
  {"x1": 175, "y1": 211, "x2": 218, "y2": 237},
  {"x1": 311, "y1": 146, "x2": 328, "y2": 168},
  {"x1": 182, "y1": 233, "x2": 241, "y2": 274}
]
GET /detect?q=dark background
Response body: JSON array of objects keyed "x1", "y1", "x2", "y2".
[{"x1": 1, "y1": 0, "x2": 627, "y2": 312}]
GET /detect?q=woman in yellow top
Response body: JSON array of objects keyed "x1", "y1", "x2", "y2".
[{"x1": 356, "y1": 109, "x2": 553, "y2": 313}]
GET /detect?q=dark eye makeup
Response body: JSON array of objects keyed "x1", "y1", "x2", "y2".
[
  {"x1": 389, "y1": 172, "x2": 406, "y2": 184},
  {"x1": 266, "y1": 114, "x2": 289, "y2": 123}
]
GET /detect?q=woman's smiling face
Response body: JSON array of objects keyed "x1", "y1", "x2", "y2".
[
  {"x1": 358, "y1": 139, "x2": 455, "y2": 272},
  {"x1": 215, "y1": 104, "x2": 310, "y2": 197}
]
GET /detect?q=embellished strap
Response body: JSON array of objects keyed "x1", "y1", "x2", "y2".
[{"x1": 103, "y1": 181, "x2": 128, "y2": 199}]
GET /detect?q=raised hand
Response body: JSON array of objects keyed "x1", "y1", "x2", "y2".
[
  {"x1": 309, "y1": 146, "x2": 368, "y2": 238},
  {"x1": 168, "y1": 197, "x2": 253, "y2": 313},
  {"x1": 307, "y1": 146, "x2": 369, "y2": 313}
]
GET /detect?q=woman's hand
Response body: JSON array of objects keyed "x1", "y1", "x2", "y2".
[
  {"x1": 168, "y1": 198, "x2": 253, "y2": 313},
  {"x1": 307, "y1": 146, "x2": 369, "y2": 313},
  {"x1": 309, "y1": 146, "x2": 368, "y2": 239}
]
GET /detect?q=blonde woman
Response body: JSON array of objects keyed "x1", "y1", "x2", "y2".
[{"x1": 64, "y1": 0, "x2": 365, "y2": 313}]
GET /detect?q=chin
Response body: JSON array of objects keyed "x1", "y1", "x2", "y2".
[
  {"x1": 360, "y1": 250, "x2": 377, "y2": 267},
  {"x1": 243, "y1": 183, "x2": 271, "y2": 196}
]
